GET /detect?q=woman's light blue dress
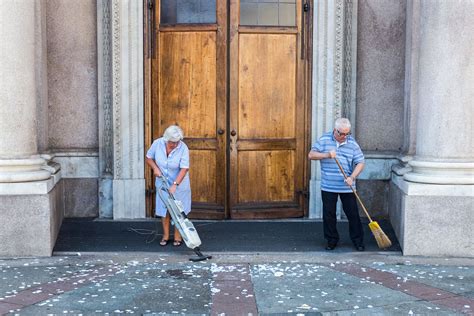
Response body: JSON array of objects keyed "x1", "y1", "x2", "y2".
[{"x1": 146, "y1": 137, "x2": 191, "y2": 217}]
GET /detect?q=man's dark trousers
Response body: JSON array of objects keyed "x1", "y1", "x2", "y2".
[{"x1": 321, "y1": 190, "x2": 364, "y2": 246}]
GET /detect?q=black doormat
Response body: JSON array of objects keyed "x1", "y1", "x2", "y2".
[{"x1": 54, "y1": 218, "x2": 400, "y2": 253}]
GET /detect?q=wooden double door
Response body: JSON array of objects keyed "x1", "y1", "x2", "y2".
[{"x1": 145, "y1": 0, "x2": 311, "y2": 219}]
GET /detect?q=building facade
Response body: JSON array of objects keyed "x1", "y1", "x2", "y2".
[{"x1": 0, "y1": 0, "x2": 472, "y2": 257}]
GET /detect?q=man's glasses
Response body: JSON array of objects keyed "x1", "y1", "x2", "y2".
[{"x1": 336, "y1": 129, "x2": 351, "y2": 137}]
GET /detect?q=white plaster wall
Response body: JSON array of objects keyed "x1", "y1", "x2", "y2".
[
  {"x1": 46, "y1": 1, "x2": 98, "y2": 149},
  {"x1": 356, "y1": 0, "x2": 406, "y2": 151}
]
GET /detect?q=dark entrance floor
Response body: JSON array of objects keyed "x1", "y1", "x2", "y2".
[{"x1": 54, "y1": 218, "x2": 401, "y2": 253}]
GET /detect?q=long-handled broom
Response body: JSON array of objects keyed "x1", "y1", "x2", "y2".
[{"x1": 334, "y1": 158, "x2": 392, "y2": 249}]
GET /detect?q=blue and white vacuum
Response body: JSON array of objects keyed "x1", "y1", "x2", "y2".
[{"x1": 156, "y1": 176, "x2": 212, "y2": 262}]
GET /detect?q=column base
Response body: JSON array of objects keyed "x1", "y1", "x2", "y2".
[
  {"x1": 0, "y1": 157, "x2": 51, "y2": 183},
  {"x1": 113, "y1": 178, "x2": 146, "y2": 219},
  {"x1": 99, "y1": 177, "x2": 113, "y2": 218},
  {"x1": 308, "y1": 179, "x2": 322, "y2": 219},
  {"x1": 389, "y1": 174, "x2": 474, "y2": 257},
  {"x1": 404, "y1": 160, "x2": 474, "y2": 184},
  {"x1": 0, "y1": 176, "x2": 64, "y2": 257}
]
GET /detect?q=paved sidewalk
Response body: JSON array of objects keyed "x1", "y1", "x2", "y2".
[{"x1": 1, "y1": 252, "x2": 473, "y2": 315}]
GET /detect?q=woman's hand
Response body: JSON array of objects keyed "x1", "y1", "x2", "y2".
[
  {"x1": 169, "y1": 184, "x2": 177, "y2": 194},
  {"x1": 153, "y1": 168, "x2": 162, "y2": 177}
]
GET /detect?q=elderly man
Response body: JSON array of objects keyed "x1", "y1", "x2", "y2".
[{"x1": 308, "y1": 118, "x2": 365, "y2": 251}]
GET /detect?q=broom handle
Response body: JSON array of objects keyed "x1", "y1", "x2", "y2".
[{"x1": 333, "y1": 157, "x2": 374, "y2": 223}]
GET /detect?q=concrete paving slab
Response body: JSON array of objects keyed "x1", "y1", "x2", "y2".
[
  {"x1": 320, "y1": 300, "x2": 464, "y2": 315},
  {"x1": 0, "y1": 253, "x2": 472, "y2": 315},
  {"x1": 13, "y1": 261, "x2": 212, "y2": 315},
  {"x1": 365, "y1": 263, "x2": 474, "y2": 296},
  {"x1": 250, "y1": 263, "x2": 418, "y2": 314}
]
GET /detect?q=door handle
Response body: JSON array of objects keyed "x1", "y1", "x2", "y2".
[
  {"x1": 218, "y1": 129, "x2": 225, "y2": 135},
  {"x1": 230, "y1": 129, "x2": 237, "y2": 151}
]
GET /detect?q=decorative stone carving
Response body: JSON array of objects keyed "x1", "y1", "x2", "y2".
[
  {"x1": 98, "y1": 0, "x2": 145, "y2": 219},
  {"x1": 100, "y1": 0, "x2": 113, "y2": 175},
  {"x1": 111, "y1": 0, "x2": 122, "y2": 179}
]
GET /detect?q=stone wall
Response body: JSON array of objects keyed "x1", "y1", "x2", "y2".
[
  {"x1": 46, "y1": 1, "x2": 99, "y2": 217},
  {"x1": 46, "y1": 1, "x2": 98, "y2": 149},
  {"x1": 356, "y1": 0, "x2": 406, "y2": 151}
]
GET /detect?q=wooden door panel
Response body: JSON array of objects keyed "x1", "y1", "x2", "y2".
[
  {"x1": 147, "y1": 0, "x2": 308, "y2": 219},
  {"x1": 239, "y1": 34, "x2": 297, "y2": 139},
  {"x1": 189, "y1": 151, "x2": 217, "y2": 203},
  {"x1": 229, "y1": 0, "x2": 306, "y2": 218},
  {"x1": 151, "y1": 7, "x2": 227, "y2": 218},
  {"x1": 238, "y1": 150, "x2": 294, "y2": 203},
  {"x1": 159, "y1": 32, "x2": 217, "y2": 137}
]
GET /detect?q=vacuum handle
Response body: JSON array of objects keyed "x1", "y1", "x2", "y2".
[
  {"x1": 333, "y1": 158, "x2": 373, "y2": 222},
  {"x1": 155, "y1": 164, "x2": 177, "y2": 201}
]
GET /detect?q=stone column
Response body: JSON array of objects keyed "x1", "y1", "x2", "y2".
[
  {"x1": 390, "y1": 0, "x2": 474, "y2": 257},
  {"x1": 0, "y1": 0, "x2": 63, "y2": 257},
  {"x1": 0, "y1": 0, "x2": 50, "y2": 182},
  {"x1": 404, "y1": 0, "x2": 474, "y2": 185}
]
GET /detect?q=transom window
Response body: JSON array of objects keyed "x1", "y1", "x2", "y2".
[
  {"x1": 161, "y1": 0, "x2": 217, "y2": 24},
  {"x1": 160, "y1": 0, "x2": 296, "y2": 26},
  {"x1": 240, "y1": 0, "x2": 296, "y2": 26}
]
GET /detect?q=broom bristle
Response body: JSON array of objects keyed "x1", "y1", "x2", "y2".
[{"x1": 368, "y1": 221, "x2": 392, "y2": 249}]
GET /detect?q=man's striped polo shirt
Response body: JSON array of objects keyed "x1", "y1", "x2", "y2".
[{"x1": 311, "y1": 131, "x2": 365, "y2": 193}]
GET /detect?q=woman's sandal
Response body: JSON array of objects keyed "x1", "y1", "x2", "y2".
[
  {"x1": 159, "y1": 239, "x2": 169, "y2": 246},
  {"x1": 173, "y1": 239, "x2": 183, "y2": 247}
]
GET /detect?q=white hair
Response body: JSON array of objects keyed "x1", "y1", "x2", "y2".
[
  {"x1": 163, "y1": 125, "x2": 184, "y2": 142},
  {"x1": 334, "y1": 118, "x2": 351, "y2": 130}
]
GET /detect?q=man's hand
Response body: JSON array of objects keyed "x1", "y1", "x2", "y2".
[
  {"x1": 328, "y1": 151, "x2": 336, "y2": 159},
  {"x1": 344, "y1": 176, "x2": 355, "y2": 187}
]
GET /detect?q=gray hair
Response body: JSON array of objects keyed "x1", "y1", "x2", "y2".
[
  {"x1": 163, "y1": 125, "x2": 184, "y2": 142},
  {"x1": 334, "y1": 118, "x2": 351, "y2": 130}
]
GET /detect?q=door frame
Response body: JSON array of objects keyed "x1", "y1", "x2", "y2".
[{"x1": 143, "y1": 0, "x2": 314, "y2": 218}]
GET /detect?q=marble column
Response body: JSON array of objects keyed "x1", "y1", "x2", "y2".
[
  {"x1": 403, "y1": 0, "x2": 474, "y2": 185},
  {"x1": 390, "y1": 0, "x2": 474, "y2": 257},
  {"x1": 0, "y1": 0, "x2": 63, "y2": 257},
  {"x1": 0, "y1": 0, "x2": 50, "y2": 182}
]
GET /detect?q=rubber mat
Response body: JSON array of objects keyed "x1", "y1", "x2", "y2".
[{"x1": 54, "y1": 218, "x2": 401, "y2": 253}]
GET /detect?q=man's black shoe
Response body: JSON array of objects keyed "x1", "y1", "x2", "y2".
[
  {"x1": 355, "y1": 245, "x2": 365, "y2": 251},
  {"x1": 325, "y1": 244, "x2": 337, "y2": 251}
]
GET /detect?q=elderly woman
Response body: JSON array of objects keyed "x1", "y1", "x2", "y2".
[{"x1": 145, "y1": 125, "x2": 191, "y2": 247}]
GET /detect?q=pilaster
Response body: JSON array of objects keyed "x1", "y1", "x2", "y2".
[
  {"x1": 98, "y1": 0, "x2": 145, "y2": 219},
  {"x1": 309, "y1": 0, "x2": 358, "y2": 218}
]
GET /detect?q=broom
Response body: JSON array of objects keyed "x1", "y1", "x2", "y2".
[{"x1": 334, "y1": 158, "x2": 392, "y2": 249}]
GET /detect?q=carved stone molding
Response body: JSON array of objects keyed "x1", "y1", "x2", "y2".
[
  {"x1": 98, "y1": 0, "x2": 113, "y2": 176},
  {"x1": 98, "y1": 0, "x2": 145, "y2": 219}
]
